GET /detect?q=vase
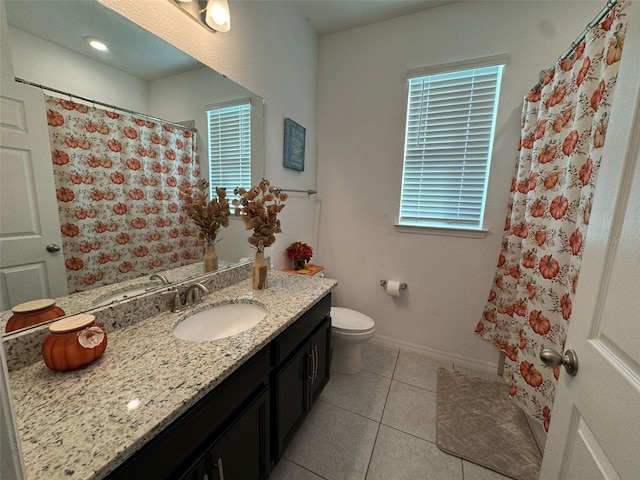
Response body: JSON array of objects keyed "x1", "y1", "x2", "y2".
[
  {"x1": 6, "y1": 299, "x2": 66, "y2": 334},
  {"x1": 203, "y1": 244, "x2": 218, "y2": 273},
  {"x1": 294, "y1": 258, "x2": 306, "y2": 270},
  {"x1": 253, "y1": 251, "x2": 268, "y2": 290},
  {"x1": 41, "y1": 314, "x2": 107, "y2": 372}
]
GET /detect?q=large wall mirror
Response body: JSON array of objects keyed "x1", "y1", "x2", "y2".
[{"x1": 0, "y1": 0, "x2": 264, "y2": 334}]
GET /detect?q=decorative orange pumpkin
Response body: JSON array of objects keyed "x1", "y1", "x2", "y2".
[
  {"x1": 539, "y1": 255, "x2": 560, "y2": 279},
  {"x1": 41, "y1": 314, "x2": 107, "y2": 372},
  {"x1": 535, "y1": 230, "x2": 547, "y2": 247},
  {"x1": 550, "y1": 195, "x2": 569, "y2": 220},
  {"x1": 530, "y1": 199, "x2": 546, "y2": 218},
  {"x1": 107, "y1": 139, "x2": 122, "y2": 152},
  {"x1": 538, "y1": 145, "x2": 557, "y2": 164},
  {"x1": 52, "y1": 150, "x2": 70, "y2": 165},
  {"x1": 47, "y1": 109, "x2": 64, "y2": 127},
  {"x1": 579, "y1": 158, "x2": 593, "y2": 186},
  {"x1": 560, "y1": 293, "x2": 572, "y2": 320},
  {"x1": 126, "y1": 157, "x2": 142, "y2": 170},
  {"x1": 56, "y1": 187, "x2": 75, "y2": 203},
  {"x1": 113, "y1": 203, "x2": 128, "y2": 215},
  {"x1": 562, "y1": 130, "x2": 579, "y2": 155},
  {"x1": 60, "y1": 223, "x2": 80, "y2": 237},
  {"x1": 110, "y1": 171, "x2": 125, "y2": 184},
  {"x1": 546, "y1": 85, "x2": 566, "y2": 108},
  {"x1": 520, "y1": 361, "x2": 544, "y2": 388},
  {"x1": 593, "y1": 122, "x2": 607, "y2": 148},
  {"x1": 606, "y1": 33, "x2": 624, "y2": 65},
  {"x1": 522, "y1": 251, "x2": 537, "y2": 269},
  {"x1": 544, "y1": 172, "x2": 560, "y2": 190},
  {"x1": 528, "y1": 310, "x2": 551, "y2": 335},
  {"x1": 6, "y1": 299, "x2": 65, "y2": 333},
  {"x1": 123, "y1": 126, "x2": 138, "y2": 139},
  {"x1": 65, "y1": 257, "x2": 84, "y2": 271},
  {"x1": 590, "y1": 80, "x2": 606, "y2": 111},
  {"x1": 576, "y1": 57, "x2": 591, "y2": 86},
  {"x1": 569, "y1": 229, "x2": 583, "y2": 255}
]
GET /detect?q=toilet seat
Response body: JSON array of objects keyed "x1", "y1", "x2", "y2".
[{"x1": 331, "y1": 307, "x2": 375, "y2": 334}]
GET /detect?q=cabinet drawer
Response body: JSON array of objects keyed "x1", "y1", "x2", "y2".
[{"x1": 272, "y1": 293, "x2": 331, "y2": 366}]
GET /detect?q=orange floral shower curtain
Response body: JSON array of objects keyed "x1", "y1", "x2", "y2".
[
  {"x1": 46, "y1": 95, "x2": 204, "y2": 293},
  {"x1": 475, "y1": 0, "x2": 629, "y2": 431}
]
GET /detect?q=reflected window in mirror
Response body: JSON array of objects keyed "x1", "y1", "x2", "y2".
[{"x1": 206, "y1": 99, "x2": 252, "y2": 195}]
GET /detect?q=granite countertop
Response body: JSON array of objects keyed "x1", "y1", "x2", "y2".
[{"x1": 8, "y1": 272, "x2": 337, "y2": 480}]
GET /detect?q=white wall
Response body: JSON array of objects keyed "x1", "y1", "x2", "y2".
[
  {"x1": 8, "y1": 27, "x2": 149, "y2": 112},
  {"x1": 99, "y1": 0, "x2": 319, "y2": 270},
  {"x1": 316, "y1": 1, "x2": 600, "y2": 368}
]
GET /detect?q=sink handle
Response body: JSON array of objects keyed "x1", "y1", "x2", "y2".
[{"x1": 161, "y1": 289, "x2": 182, "y2": 313}]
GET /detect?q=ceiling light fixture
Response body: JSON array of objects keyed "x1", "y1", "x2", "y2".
[
  {"x1": 205, "y1": 0, "x2": 230, "y2": 32},
  {"x1": 173, "y1": 0, "x2": 230, "y2": 33},
  {"x1": 85, "y1": 37, "x2": 109, "y2": 52}
]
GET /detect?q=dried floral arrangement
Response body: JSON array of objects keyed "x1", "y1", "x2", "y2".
[
  {"x1": 180, "y1": 179, "x2": 230, "y2": 246},
  {"x1": 287, "y1": 241, "x2": 313, "y2": 262},
  {"x1": 233, "y1": 179, "x2": 287, "y2": 252}
]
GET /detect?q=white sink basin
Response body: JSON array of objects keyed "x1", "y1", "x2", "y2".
[
  {"x1": 173, "y1": 303, "x2": 267, "y2": 342},
  {"x1": 92, "y1": 283, "x2": 157, "y2": 307}
]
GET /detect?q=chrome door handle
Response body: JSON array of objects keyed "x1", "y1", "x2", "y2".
[
  {"x1": 540, "y1": 348, "x2": 578, "y2": 376},
  {"x1": 46, "y1": 243, "x2": 61, "y2": 252}
]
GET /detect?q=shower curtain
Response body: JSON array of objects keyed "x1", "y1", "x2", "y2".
[
  {"x1": 46, "y1": 95, "x2": 203, "y2": 293},
  {"x1": 475, "y1": 0, "x2": 629, "y2": 430}
]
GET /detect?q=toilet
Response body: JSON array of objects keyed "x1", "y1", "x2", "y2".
[{"x1": 330, "y1": 307, "x2": 376, "y2": 374}]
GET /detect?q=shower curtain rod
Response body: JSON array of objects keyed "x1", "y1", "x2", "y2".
[
  {"x1": 557, "y1": 0, "x2": 619, "y2": 63},
  {"x1": 14, "y1": 77, "x2": 198, "y2": 133}
]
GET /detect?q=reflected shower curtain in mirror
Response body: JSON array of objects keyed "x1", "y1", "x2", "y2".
[
  {"x1": 475, "y1": 0, "x2": 628, "y2": 431},
  {"x1": 46, "y1": 95, "x2": 203, "y2": 293}
]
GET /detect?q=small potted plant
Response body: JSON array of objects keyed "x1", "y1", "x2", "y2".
[
  {"x1": 233, "y1": 179, "x2": 287, "y2": 289},
  {"x1": 287, "y1": 241, "x2": 313, "y2": 270},
  {"x1": 180, "y1": 179, "x2": 230, "y2": 272}
]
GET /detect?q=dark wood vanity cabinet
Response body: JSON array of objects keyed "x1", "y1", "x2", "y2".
[
  {"x1": 272, "y1": 294, "x2": 332, "y2": 461},
  {"x1": 105, "y1": 293, "x2": 331, "y2": 480}
]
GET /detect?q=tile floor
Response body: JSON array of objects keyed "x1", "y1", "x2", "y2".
[{"x1": 270, "y1": 341, "x2": 513, "y2": 480}]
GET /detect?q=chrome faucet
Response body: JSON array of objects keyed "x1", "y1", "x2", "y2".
[
  {"x1": 150, "y1": 273, "x2": 169, "y2": 285},
  {"x1": 184, "y1": 282, "x2": 209, "y2": 306}
]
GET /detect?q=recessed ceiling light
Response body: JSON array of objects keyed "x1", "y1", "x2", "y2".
[{"x1": 85, "y1": 36, "x2": 108, "y2": 52}]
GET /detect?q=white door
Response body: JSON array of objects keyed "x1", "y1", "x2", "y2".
[
  {"x1": 0, "y1": 80, "x2": 68, "y2": 311},
  {"x1": 539, "y1": 11, "x2": 640, "y2": 480}
]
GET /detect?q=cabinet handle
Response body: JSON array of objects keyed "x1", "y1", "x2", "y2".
[
  {"x1": 314, "y1": 346, "x2": 319, "y2": 381},
  {"x1": 307, "y1": 351, "x2": 314, "y2": 381},
  {"x1": 213, "y1": 457, "x2": 224, "y2": 480}
]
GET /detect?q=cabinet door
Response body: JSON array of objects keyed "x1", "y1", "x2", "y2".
[
  {"x1": 308, "y1": 319, "x2": 331, "y2": 406},
  {"x1": 273, "y1": 346, "x2": 308, "y2": 460},
  {"x1": 179, "y1": 453, "x2": 209, "y2": 480},
  {"x1": 208, "y1": 386, "x2": 269, "y2": 480}
]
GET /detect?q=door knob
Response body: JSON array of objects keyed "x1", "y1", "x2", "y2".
[
  {"x1": 46, "y1": 243, "x2": 61, "y2": 253},
  {"x1": 540, "y1": 348, "x2": 578, "y2": 376}
]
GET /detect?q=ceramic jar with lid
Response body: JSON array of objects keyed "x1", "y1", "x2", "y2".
[
  {"x1": 6, "y1": 299, "x2": 65, "y2": 333},
  {"x1": 41, "y1": 314, "x2": 107, "y2": 372}
]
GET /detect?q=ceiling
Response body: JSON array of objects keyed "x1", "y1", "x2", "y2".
[
  {"x1": 5, "y1": 0, "x2": 453, "y2": 81},
  {"x1": 288, "y1": 0, "x2": 455, "y2": 36}
]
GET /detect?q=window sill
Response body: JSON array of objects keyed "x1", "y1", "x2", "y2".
[{"x1": 394, "y1": 224, "x2": 490, "y2": 239}]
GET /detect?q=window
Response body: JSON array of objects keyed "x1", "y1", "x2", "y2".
[
  {"x1": 399, "y1": 57, "x2": 506, "y2": 231},
  {"x1": 206, "y1": 99, "x2": 251, "y2": 195}
]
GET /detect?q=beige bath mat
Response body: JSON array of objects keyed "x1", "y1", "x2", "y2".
[{"x1": 436, "y1": 368, "x2": 542, "y2": 480}]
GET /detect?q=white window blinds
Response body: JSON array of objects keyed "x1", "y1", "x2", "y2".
[
  {"x1": 399, "y1": 62, "x2": 504, "y2": 229},
  {"x1": 206, "y1": 101, "x2": 251, "y2": 194}
]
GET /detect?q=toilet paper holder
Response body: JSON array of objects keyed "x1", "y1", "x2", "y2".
[{"x1": 379, "y1": 280, "x2": 407, "y2": 290}]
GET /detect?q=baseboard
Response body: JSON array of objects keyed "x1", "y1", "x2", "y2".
[{"x1": 370, "y1": 334, "x2": 500, "y2": 375}]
